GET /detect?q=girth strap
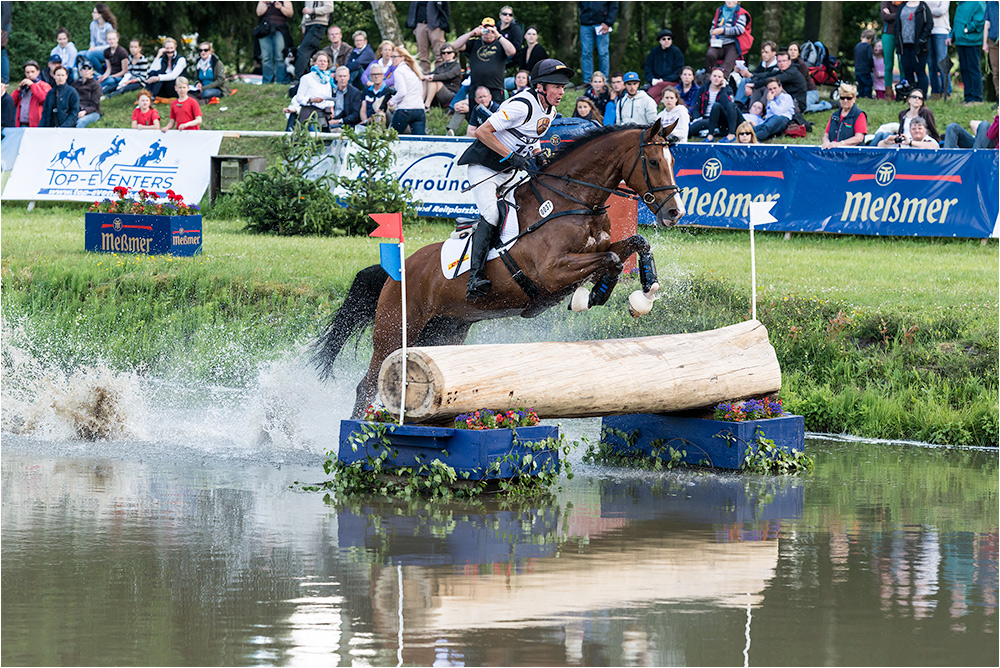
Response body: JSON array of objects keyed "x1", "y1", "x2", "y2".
[{"x1": 498, "y1": 249, "x2": 541, "y2": 300}]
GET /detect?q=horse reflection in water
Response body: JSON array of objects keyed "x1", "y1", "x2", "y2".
[{"x1": 314, "y1": 119, "x2": 685, "y2": 417}]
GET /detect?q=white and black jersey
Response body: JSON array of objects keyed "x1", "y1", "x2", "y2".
[{"x1": 457, "y1": 88, "x2": 556, "y2": 171}]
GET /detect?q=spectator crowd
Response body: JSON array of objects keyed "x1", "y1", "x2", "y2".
[{"x1": 1, "y1": 0, "x2": 996, "y2": 149}]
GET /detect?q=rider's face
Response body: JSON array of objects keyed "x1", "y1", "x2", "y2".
[{"x1": 542, "y1": 83, "x2": 565, "y2": 107}]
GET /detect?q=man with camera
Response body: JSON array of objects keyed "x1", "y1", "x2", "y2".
[
  {"x1": 10, "y1": 60, "x2": 51, "y2": 127},
  {"x1": 876, "y1": 116, "x2": 939, "y2": 147},
  {"x1": 453, "y1": 16, "x2": 517, "y2": 106}
]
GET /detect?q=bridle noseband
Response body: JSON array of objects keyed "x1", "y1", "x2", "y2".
[{"x1": 624, "y1": 127, "x2": 682, "y2": 216}]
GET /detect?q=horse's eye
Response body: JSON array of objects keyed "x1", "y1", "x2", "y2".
[{"x1": 648, "y1": 159, "x2": 659, "y2": 169}]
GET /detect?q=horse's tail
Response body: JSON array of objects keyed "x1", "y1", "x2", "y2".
[{"x1": 311, "y1": 264, "x2": 389, "y2": 380}]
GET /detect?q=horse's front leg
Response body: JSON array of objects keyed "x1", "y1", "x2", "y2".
[{"x1": 608, "y1": 234, "x2": 661, "y2": 317}]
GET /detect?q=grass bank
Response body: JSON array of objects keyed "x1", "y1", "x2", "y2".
[
  {"x1": 81, "y1": 81, "x2": 995, "y2": 162},
  {"x1": 1, "y1": 207, "x2": 996, "y2": 446}
]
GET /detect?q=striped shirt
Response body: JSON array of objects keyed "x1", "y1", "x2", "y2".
[{"x1": 126, "y1": 54, "x2": 149, "y2": 84}]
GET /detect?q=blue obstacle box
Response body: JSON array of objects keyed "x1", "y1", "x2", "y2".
[
  {"x1": 338, "y1": 420, "x2": 561, "y2": 480},
  {"x1": 600, "y1": 414, "x2": 806, "y2": 470},
  {"x1": 85, "y1": 213, "x2": 202, "y2": 256}
]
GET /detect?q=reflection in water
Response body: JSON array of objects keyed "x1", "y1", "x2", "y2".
[{"x1": 2, "y1": 438, "x2": 998, "y2": 667}]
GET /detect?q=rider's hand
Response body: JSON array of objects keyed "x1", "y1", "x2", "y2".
[{"x1": 507, "y1": 152, "x2": 530, "y2": 171}]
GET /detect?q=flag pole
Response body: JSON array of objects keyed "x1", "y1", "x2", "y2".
[
  {"x1": 747, "y1": 202, "x2": 777, "y2": 323},
  {"x1": 398, "y1": 239, "x2": 406, "y2": 426}
]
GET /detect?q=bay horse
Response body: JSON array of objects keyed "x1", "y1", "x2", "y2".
[{"x1": 314, "y1": 118, "x2": 685, "y2": 417}]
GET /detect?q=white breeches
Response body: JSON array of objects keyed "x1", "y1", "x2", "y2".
[{"x1": 467, "y1": 163, "x2": 519, "y2": 226}]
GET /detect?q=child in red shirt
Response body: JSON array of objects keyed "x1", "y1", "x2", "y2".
[
  {"x1": 131, "y1": 90, "x2": 161, "y2": 129},
  {"x1": 162, "y1": 76, "x2": 202, "y2": 131}
]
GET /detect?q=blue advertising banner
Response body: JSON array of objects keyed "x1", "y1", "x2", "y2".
[{"x1": 658, "y1": 144, "x2": 999, "y2": 238}]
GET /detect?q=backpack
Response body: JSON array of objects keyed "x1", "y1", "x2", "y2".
[
  {"x1": 713, "y1": 6, "x2": 754, "y2": 56},
  {"x1": 812, "y1": 41, "x2": 828, "y2": 67}
]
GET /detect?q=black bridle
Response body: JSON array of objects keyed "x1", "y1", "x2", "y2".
[{"x1": 526, "y1": 126, "x2": 683, "y2": 218}]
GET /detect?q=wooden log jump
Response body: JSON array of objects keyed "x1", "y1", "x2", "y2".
[{"x1": 378, "y1": 320, "x2": 781, "y2": 424}]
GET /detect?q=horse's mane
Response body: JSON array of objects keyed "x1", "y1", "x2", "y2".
[{"x1": 544, "y1": 123, "x2": 647, "y2": 167}]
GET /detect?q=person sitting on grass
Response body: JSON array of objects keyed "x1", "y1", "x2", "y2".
[
  {"x1": 51, "y1": 28, "x2": 79, "y2": 82},
  {"x1": 689, "y1": 67, "x2": 738, "y2": 142},
  {"x1": 749, "y1": 78, "x2": 794, "y2": 142},
  {"x1": 40, "y1": 66, "x2": 79, "y2": 128},
  {"x1": 656, "y1": 86, "x2": 688, "y2": 142},
  {"x1": 943, "y1": 113, "x2": 999, "y2": 148},
  {"x1": 107, "y1": 38, "x2": 148, "y2": 98},
  {"x1": 742, "y1": 99, "x2": 764, "y2": 126},
  {"x1": 97, "y1": 29, "x2": 128, "y2": 94},
  {"x1": 572, "y1": 95, "x2": 603, "y2": 125},
  {"x1": 821, "y1": 83, "x2": 867, "y2": 149},
  {"x1": 132, "y1": 90, "x2": 161, "y2": 129},
  {"x1": 146, "y1": 37, "x2": 188, "y2": 100},
  {"x1": 876, "y1": 116, "x2": 939, "y2": 148},
  {"x1": 361, "y1": 63, "x2": 394, "y2": 127},
  {"x1": 161, "y1": 77, "x2": 201, "y2": 131},
  {"x1": 421, "y1": 43, "x2": 461, "y2": 110},
  {"x1": 73, "y1": 61, "x2": 102, "y2": 127},
  {"x1": 190, "y1": 42, "x2": 230, "y2": 103}
]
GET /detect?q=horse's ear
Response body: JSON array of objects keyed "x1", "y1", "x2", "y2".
[
  {"x1": 661, "y1": 119, "x2": 678, "y2": 138},
  {"x1": 649, "y1": 118, "x2": 662, "y2": 137}
]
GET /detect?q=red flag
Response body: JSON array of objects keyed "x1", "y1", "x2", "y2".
[{"x1": 368, "y1": 213, "x2": 403, "y2": 242}]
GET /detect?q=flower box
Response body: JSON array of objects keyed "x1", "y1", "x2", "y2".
[
  {"x1": 338, "y1": 420, "x2": 561, "y2": 480},
  {"x1": 85, "y1": 212, "x2": 202, "y2": 256},
  {"x1": 600, "y1": 413, "x2": 806, "y2": 470}
]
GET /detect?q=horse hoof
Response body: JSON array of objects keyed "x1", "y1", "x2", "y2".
[
  {"x1": 628, "y1": 289, "x2": 654, "y2": 317},
  {"x1": 569, "y1": 286, "x2": 590, "y2": 312},
  {"x1": 645, "y1": 282, "x2": 661, "y2": 300}
]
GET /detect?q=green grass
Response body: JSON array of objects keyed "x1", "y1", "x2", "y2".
[{"x1": 2, "y1": 208, "x2": 996, "y2": 446}]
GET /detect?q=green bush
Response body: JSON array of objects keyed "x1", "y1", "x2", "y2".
[{"x1": 233, "y1": 171, "x2": 342, "y2": 236}]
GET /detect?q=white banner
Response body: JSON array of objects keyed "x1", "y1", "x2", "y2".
[
  {"x1": 339, "y1": 135, "x2": 477, "y2": 218},
  {"x1": 1, "y1": 128, "x2": 223, "y2": 203}
]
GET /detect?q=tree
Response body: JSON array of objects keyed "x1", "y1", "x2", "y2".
[
  {"x1": 818, "y1": 1, "x2": 843, "y2": 59},
  {"x1": 370, "y1": 0, "x2": 402, "y2": 44},
  {"x1": 761, "y1": 2, "x2": 782, "y2": 47},
  {"x1": 611, "y1": 1, "x2": 636, "y2": 74}
]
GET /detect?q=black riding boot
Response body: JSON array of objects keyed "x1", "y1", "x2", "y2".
[{"x1": 466, "y1": 219, "x2": 498, "y2": 301}]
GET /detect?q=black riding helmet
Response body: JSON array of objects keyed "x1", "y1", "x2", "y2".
[{"x1": 530, "y1": 58, "x2": 575, "y2": 86}]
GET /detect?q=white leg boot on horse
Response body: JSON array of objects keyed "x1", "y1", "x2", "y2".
[{"x1": 466, "y1": 219, "x2": 501, "y2": 301}]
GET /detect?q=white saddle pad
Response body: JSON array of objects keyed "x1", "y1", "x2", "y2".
[{"x1": 439, "y1": 207, "x2": 520, "y2": 279}]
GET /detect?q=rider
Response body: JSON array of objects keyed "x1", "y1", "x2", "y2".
[{"x1": 457, "y1": 58, "x2": 574, "y2": 301}]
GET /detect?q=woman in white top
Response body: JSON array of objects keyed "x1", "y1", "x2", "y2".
[
  {"x1": 656, "y1": 86, "x2": 689, "y2": 143},
  {"x1": 286, "y1": 51, "x2": 334, "y2": 129},
  {"x1": 388, "y1": 47, "x2": 426, "y2": 135}
]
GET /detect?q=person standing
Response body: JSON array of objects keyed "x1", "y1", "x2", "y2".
[
  {"x1": 986, "y1": 0, "x2": 998, "y2": 96},
  {"x1": 497, "y1": 5, "x2": 524, "y2": 60},
  {"x1": 73, "y1": 61, "x2": 102, "y2": 127},
  {"x1": 953, "y1": 1, "x2": 986, "y2": 103},
  {"x1": 407, "y1": 2, "x2": 451, "y2": 75},
  {"x1": 926, "y1": 1, "x2": 953, "y2": 98},
  {"x1": 294, "y1": 1, "x2": 334, "y2": 81},
  {"x1": 881, "y1": 1, "x2": 903, "y2": 84},
  {"x1": 40, "y1": 66, "x2": 78, "y2": 128},
  {"x1": 894, "y1": 0, "x2": 933, "y2": 97},
  {"x1": 387, "y1": 47, "x2": 426, "y2": 135},
  {"x1": 453, "y1": 17, "x2": 517, "y2": 105},
  {"x1": 855, "y1": 29, "x2": 876, "y2": 98},
  {"x1": 255, "y1": 1, "x2": 293, "y2": 84},
  {"x1": 578, "y1": 2, "x2": 617, "y2": 88},
  {"x1": 161, "y1": 77, "x2": 202, "y2": 131}
]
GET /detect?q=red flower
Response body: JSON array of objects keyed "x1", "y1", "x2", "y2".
[{"x1": 113, "y1": 186, "x2": 128, "y2": 198}]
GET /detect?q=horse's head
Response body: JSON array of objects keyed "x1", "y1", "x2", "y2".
[{"x1": 623, "y1": 119, "x2": 685, "y2": 228}]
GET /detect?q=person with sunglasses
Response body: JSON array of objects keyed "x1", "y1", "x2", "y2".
[
  {"x1": 190, "y1": 42, "x2": 229, "y2": 103},
  {"x1": 821, "y1": 83, "x2": 868, "y2": 149},
  {"x1": 423, "y1": 43, "x2": 462, "y2": 109},
  {"x1": 870, "y1": 87, "x2": 940, "y2": 145},
  {"x1": 644, "y1": 29, "x2": 684, "y2": 105},
  {"x1": 734, "y1": 120, "x2": 759, "y2": 144},
  {"x1": 453, "y1": 17, "x2": 517, "y2": 106},
  {"x1": 497, "y1": 6, "x2": 524, "y2": 57}
]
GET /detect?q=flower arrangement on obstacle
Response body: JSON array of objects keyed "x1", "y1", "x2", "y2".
[
  {"x1": 361, "y1": 403, "x2": 541, "y2": 430},
  {"x1": 714, "y1": 397, "x2": 784, "y2": 422},
  {"x1": 88, "y1": 187, "x2": 200, "y2": 216}
]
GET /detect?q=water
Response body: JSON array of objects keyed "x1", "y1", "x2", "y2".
[{"x1": 2, "y1": 338, "x2": 997, "y2": 666}]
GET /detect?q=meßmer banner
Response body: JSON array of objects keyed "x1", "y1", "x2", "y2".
[
  {"x1": 643, "y1": 143, "x2": 999, "y2": 238},
  {"x1": 1, "y1": 128, "x2": 224, "y2": 203}
]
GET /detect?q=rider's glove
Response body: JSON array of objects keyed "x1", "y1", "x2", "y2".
[{"x1": 506, "y1": 152, "x2": 531, "y2": 172}]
